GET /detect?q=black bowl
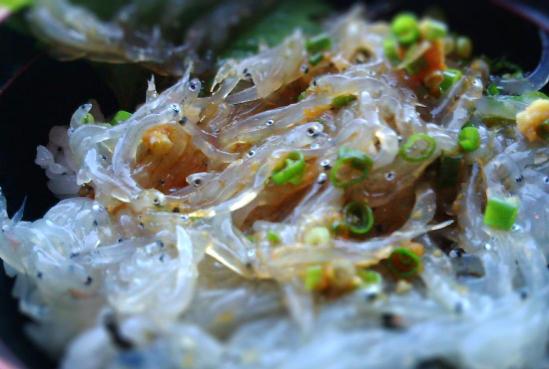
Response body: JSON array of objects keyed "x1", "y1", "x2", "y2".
[{"x1": 0, "y1": 1, "x2": 547, "y2": 368}]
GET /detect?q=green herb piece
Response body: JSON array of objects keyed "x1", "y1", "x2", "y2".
[
  {"x1": 81, "y1": 113, "x2": 95, "y2": 124},
  {"x1": 343, "y1": 201, "x2": 374, "y2": 236},
  {"x1": 271, "y1": 151, "x2": 306, "y2": 185},
  {"x1": 267, "y1": 230, "x2": 281, "y2": 245},
  {"x1": 329, "y1": 147, "x2": 373, "y2": 188},
  {"x1": 306, "y1": 33, "x2": 332, "y2": 54},
  {"x1": 399, "y1": 133, "x2": 437, "y2": 162},
  {"x1": 387, "y1": 247, "x2": 421, "y2": 278},
  {"x1": 304, "y1": 265, "x2": 323, "y2": 291},
  {"x1": 483, "y1": 197, "x2": 518, "y2": 230},
  {"x1": 439, "y1": 68, "x2": 463, "y2": 94},
  {"x1": 357, "y1": 269, "x2": 382, "y2": 285},
  {"x1": 486, "y1": 83, "x2": 501, "y2": 96},
  {"x1": 383, "y1": 37, "x2": 401, "y2": 65},
  {"x1": 458, "y1": 126, "x2": 481, "y2": 152},
  {"x1": 391, "y1": 13, "x2": 420, "y2": 45},
  {"x1": 111, "y1": 110, "x2": 132, "y2": 125},
  {"x1": 331, "y1": 94, "x2": 357, "y2": 108}
]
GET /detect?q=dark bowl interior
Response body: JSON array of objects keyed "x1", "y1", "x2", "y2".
[{"x1": 0, "y1": 0, "x2": 546, "y2": 368}]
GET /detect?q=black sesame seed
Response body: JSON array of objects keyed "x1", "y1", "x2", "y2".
[{"x1": 381, "y1": 313, "x2": 403, "y2": 330}]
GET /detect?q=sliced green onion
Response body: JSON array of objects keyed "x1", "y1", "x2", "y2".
[
  {"x1": 387, "y1": 247, "x2": 421, "y2": 278},
  {"x1": 456, "y1": 36, "x2": 472, "y2": 59},
  {"x1": 304, "y1": 265, "x2": 323, "y2": 291},
  {"x1": 391, "y1": 13, "x2": 420, "y2": 45},
  {"x1": 267, "y1": 230, "x2": 281, "y2": 245},
  {"x1": 357, "y1": 269, "x2": 382, "y2": 285},
  {"x1": 81, "y1": 113, "x2": 95, "y2": 124},
  {"x1": 331, "y1": 94, "x2": 357, "y2": 109},
  {"x1": 329, "y1": 147, "x2": 373, "y2": 188},
  {"x1": 111, "y1": 110, "x2": 132, "y2": 125},
  {"x1": 483, "y1": 197, "x2": 519, "y2": 230},
  {"x1": 271, "y1": 151, "x2": 306, "y2": 186},
  {"x1": 343, "y1": 201, "x2": 374, "y2": 235},
  {"x1": 308, "y1": 52, "x2": 324, "y2": 66},
  {"x1": 304, "y1": 226, "x2": 331, "y2": 246},
  {"x1": 459, "y1": 126, "x2": 481, "y2": 152},
  {"x1": 306, "y1": 33, "x2": 332, "y2": 54},
  {"x1": 536, "y1": 119, "x2": 549, "y2": 140},
  {"x1": 439, "y1": 68, "x2": 463, "y2": 94},
  {"x1": 438, "y1": 153, "x2": 462, "y2": 187},
  {"x1": 419, "y1": 18, "x2": 447, "y2": 40},
  {"x1": 486, "y1": 83, "x2": 501, "y2": 96},
  {"x1": 399, "y1": 133, "x2": 437, "y2": 163},
  {"x1": 383, "y1": 37, "x2": 401, "y2": 65}
]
